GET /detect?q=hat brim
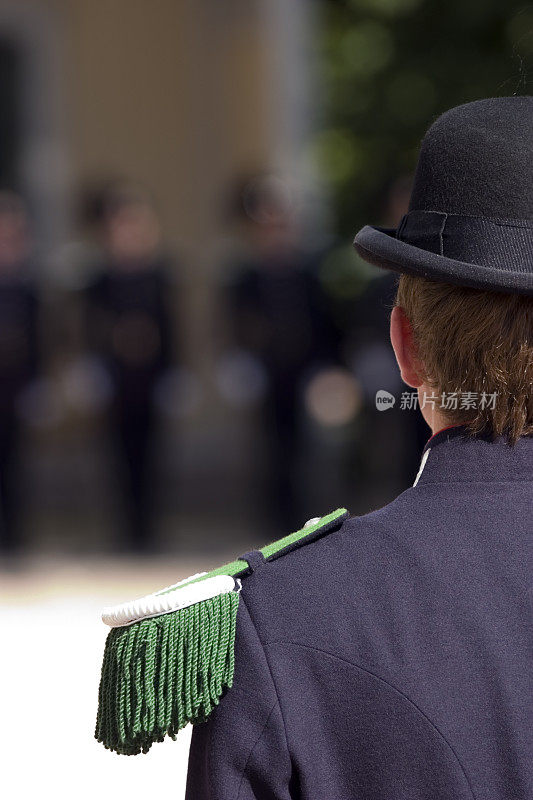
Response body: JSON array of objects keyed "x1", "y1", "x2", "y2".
[{"x1": 353, "y1": 225, "x2": 533, "y2": 296}]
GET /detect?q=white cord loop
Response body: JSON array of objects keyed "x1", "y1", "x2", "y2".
[{"x1": 102, "y1": 573, "x2": 238, "y2": 627}]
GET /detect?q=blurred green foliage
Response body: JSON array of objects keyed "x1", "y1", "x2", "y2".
[{"x1": 311, "y1": 0, "x2": 533, "y2": 237}]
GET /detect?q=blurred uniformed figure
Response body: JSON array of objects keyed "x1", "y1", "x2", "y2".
[
  {"x1": 84, "y1": 183, "x2": 174, "y2": 551},
  {"x1": 0, "y1": 193, "x2": 40, "y2": 553},
  {"x1": 226, "y1": 175, "x2": 339, "y2": 531}
]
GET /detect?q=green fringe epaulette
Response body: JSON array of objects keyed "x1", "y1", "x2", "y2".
[{"x1": 95, "y1": 508, "x2": 348, "y2": 755}]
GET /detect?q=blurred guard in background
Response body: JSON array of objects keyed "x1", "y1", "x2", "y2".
[
  {"x1": 84, "y1": 183, "x2": 174, "y2": 551},
  {"x1": 0, "y1": 193, "x2": 40, "y2": 554},
  {"x1": 227, "y1": 175, "x2": 340, "y2": 532}
]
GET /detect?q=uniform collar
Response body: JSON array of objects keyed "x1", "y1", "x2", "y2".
[{"x1": 413, "y1": 425, "x2": 533, "y2": 486}]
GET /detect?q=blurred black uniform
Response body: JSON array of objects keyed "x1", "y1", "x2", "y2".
[
  {"x1": 86, "y1": 260, "x2": 173, "y2": 549},
  {"x1": 0, "y1": 277, "x2": 39, "y2": 551},
  {"x1": 228, "y1": 252, "x2": 339, "y2": 530}
]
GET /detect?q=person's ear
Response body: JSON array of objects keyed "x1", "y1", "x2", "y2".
[{"x1": 390, "y1": 305, "x2": 424, "y2": 388}]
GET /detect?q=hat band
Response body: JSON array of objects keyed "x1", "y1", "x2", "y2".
[{"x1": 396, "y1": 211, "x2": 533, "y2": 274}]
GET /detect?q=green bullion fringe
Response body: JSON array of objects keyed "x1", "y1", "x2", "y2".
[{"x1": 95, "y1": 589, "x2": 240, "y2": 755}]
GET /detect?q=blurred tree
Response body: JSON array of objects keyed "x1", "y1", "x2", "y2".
[
  {"x1": 311, "y1": 0, "x2": 533, "y2": 237},
  {"x1": 306, "y1": 0, "x2": 532, "y2": 504}
]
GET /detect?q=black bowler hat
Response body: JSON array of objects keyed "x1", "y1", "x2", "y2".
[{"x1": 353, "y1": 96, "x2": 533, "y2": 295}]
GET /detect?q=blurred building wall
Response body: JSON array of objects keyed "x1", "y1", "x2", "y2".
[
  {"x1": 64, "y1": 0, "x2": 270, "y2": 244},
  {"x1": 59, "y1": 0, "x2": 309, "y2": 368},
  {"x1": 63, "y1": 0, "x2": 276, "y2": 371},
  {"x1": 0, "y1": 0, "x2": 318, "y2": 543},
  {"x1": 0, "y1": 0, "x2": 316, "y2": 382}
]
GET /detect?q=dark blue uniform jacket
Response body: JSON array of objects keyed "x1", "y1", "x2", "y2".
[{"x1": 186, "y1": 427, "x2": 533, "y2": 799}]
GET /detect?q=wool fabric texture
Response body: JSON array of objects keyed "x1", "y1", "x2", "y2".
[{"x1": 186, "y1": 428, "x2": 533, "y2": 800}]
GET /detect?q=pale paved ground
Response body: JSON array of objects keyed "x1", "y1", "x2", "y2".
[{"x1": 1, "y1": 554, "x2": 235, "y2": 800}]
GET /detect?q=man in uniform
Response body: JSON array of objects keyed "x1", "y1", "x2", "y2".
[
  {"x1": 96, "y1": 97, "x2": 532, "y2": 799},
  {"x1": 84, "y1": 183, "x2": 175, "y2": 551},
  {"x1": 226, "y1": 174, "x2": 340, "y2": 532}
]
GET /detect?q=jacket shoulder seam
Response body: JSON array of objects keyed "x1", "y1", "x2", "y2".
[
  {"x1": 235, "y1": 702, "x2": 280, "y2": 800},
  {"x1": 264, "y1": 639, "x2": 477, "y2": 800},
  {"x1": 241, "y1": 595, "x2": 292, "y2": 765}
]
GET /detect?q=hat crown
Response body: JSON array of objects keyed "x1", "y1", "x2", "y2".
[{"x1": 408, "y1": 96, "x2": 533, "y2": 221}]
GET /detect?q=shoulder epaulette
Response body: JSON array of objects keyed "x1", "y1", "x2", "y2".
[{"x1": 95, "y1": 508, "x2": 348, "y2": 755}]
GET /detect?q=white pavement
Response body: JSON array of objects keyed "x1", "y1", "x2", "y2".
[{"x1": 1, "y1": 554, "x2": 233, "y2": 800}]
